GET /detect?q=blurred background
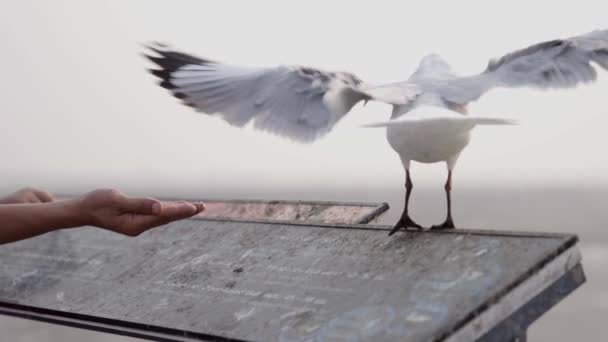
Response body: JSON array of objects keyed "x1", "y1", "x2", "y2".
[{"x1": 0, "y1": 0, "x2": 606, "y2": 341}]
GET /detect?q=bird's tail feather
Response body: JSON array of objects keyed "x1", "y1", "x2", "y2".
[{"x1": 361, "y1": 116, "x2": 518, "y2": 128}]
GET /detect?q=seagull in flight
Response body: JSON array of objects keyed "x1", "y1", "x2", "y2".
[{"x1": 144, "y1": 29, "x2": 608, "y2": 235}]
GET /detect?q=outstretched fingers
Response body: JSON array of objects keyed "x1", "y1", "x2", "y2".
[{"x1": 119, "y1": 201, "x2": 205, "y2": 236}]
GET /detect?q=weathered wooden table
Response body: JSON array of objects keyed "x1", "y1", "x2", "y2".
[{"x1": 0, "y1": 200, "x2": 584, "y2": 341}]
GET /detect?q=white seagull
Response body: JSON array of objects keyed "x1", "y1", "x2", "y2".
[{"x1": 144, "y1": 29, "x2": 608, "y2": 235}]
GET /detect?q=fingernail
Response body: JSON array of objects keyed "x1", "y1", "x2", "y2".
[
  {"x1": 152, "y1": 202, "x2": 162, "y2": 215},
  {"x1": 178, "y1": 201, "x2": 196, "y2": 213},
  {"x1": 196, "y1": 202, "x2": 206, "y2": 212}
]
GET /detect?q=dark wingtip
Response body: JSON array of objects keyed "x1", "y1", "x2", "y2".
[
  {"x1": 142, "y1": 42, "x2": 218, "y2": 110},
  {"x1": 148, "y1": 68, "x2": 166, "y2": 78},
  {"x1": 142, "y1": 42, "x2": 215, "y2": 68},
  {"x1": 159, "y1": 80, "x2": 174, "y2": 89},
  {"x1": 141, "y1": 41, "x2": 171, "y2": 58},
  {"x1": 142, "y1": 42, "x2": 217, "y2": 93}
]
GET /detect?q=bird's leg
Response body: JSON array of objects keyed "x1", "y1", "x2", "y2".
[
  {"x1": 389, "y1": 170, "x2": 422, "y2": 236},
  {"x1": 431, "y1": 170, "x2": 456, "y2": 230}
]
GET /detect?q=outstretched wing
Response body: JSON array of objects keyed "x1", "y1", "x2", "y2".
[
  {"x1": 438, "y1": 29, "x2": 608, "y2": 104},
  {"x1": 144, "y1": 44, "x2": 419, "y2": 142}
]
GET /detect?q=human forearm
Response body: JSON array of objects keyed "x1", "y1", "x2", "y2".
[
  {"x1": 0, "y1": 200, "x2": 85, "y2": 244},
  {"x1": 0, "y1": 188, "x2": 205, "y2": 244}
]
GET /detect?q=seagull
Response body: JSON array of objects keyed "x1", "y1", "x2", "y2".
[{"x1": 144, "y1": 29, "x2": 608, "y2": 235}]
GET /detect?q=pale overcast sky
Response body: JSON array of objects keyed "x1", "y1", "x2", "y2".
[{"x1": 1, "y1": 0, "x2": 607, "y2": 197}]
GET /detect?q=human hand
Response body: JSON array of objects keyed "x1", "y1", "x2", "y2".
[
  {"x1": 0, "y1": 187, "x2": 54, "y2": 204},
  {"x1": 72, "y1": 189, "x2": 205, "y2": 236}
]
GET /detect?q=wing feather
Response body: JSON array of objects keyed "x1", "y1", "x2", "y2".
[
  {"x1": 144, "y1": 44, "x2": 423, "y2": 142},
  {"x1": 145, "y1": 45, "x2": 379, "y2": 142},
  {"x1": 439, "y1": 29, "x2": 608, "y2": 104}
]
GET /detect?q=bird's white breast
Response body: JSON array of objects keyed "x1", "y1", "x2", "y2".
[{"x1": 386, "y1": 107, "x2": 472, "y2": 164}]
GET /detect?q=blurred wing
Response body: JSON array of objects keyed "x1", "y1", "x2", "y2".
[
  {"x1": 144, "y1": 45, "x2": 416, "y2": 142},
  {"x1": 439, "y1": 29, "x2": 608, "y2": 104}
]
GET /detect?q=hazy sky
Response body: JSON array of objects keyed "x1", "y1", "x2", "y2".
[{"x1": 1, "y1": 0, "x2": 607, "y2": 197}]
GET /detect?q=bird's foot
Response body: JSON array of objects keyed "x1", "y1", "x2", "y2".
[
  {"x1": 430, "y1": 218, "x2": 456, "y2": 230},
  {"x1": 388, "y1": 215, "x2": 423, "y2": 236}
]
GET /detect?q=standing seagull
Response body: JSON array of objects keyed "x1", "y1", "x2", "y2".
[{"x1": 144, "y1": 29, "x2": 608, "y2": 235}]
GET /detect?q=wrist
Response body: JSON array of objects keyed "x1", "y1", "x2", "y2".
[{"x1": 54, "y1": 198, "x2": 91, "y2": 228}]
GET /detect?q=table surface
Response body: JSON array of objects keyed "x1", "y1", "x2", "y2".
[
  {"x1": 189, "y1": 198, "x2": 389, "y2": 224},
  {"x1": 0, "y1": 218, "x2": 581, "y2": 342}
]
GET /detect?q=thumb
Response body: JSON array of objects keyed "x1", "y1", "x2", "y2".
[
  {"x1": 118, "y1": 196, "x2": 163, "y2": 215},
  {"x1": 123, "y1": 202, "x2": 200, "y2": 235}
]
